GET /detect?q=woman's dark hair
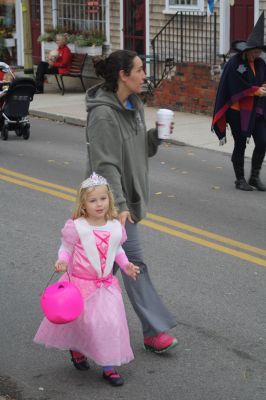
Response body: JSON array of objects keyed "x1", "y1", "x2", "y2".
[{"x1": 93, "y1": 50, "x2": 138, "y2": 92}]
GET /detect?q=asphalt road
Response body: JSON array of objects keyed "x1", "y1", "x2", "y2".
[{"x1": 0, "y1": 118, "x2": 266, "y2": 400}]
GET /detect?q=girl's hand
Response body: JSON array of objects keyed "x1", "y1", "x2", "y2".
[
  {"x1": 258, "y1": 87, "x2": 266, "y2": 97},
  {"x1": 55, "y1": 260, "x2": 67, "y2": 272},
  {"x1": 219, "y1": 137, "x2": 227, "y2": 146},
  {"x1": 126, "y1": 262, "x2": 140, "y2": 280},
  {"x1": 118, "y1": 211, "x2": 134, "y2": 226}
]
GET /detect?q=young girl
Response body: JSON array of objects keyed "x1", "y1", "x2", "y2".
[{"x1": 34, "y1": 172, "x2": 140, "y2": 386}]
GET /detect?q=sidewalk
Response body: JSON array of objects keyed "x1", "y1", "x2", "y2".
[{"x1": 30, "y1": 92, "x2": 254, "y2": 158}]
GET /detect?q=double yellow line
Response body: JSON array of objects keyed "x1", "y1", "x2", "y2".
[{"x1": 1, "y1": 166, "x2": 266, "y2": 267}]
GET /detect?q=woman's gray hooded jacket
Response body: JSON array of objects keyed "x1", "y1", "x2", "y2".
[{"x1": 85, "y1": 84, "x2": 160, "y2": 222}]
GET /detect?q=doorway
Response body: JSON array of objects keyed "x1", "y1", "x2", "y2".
[
  {"x1": 123, "y1": 0, "x2": 145, "y2": 56},
  {"x1": 230, "y1": 0, "x2": 254, "y2": 43}
]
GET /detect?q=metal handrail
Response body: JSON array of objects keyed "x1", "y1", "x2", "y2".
[{"x1": 151, "y1": 11, "x2": 218, "y2": 87}]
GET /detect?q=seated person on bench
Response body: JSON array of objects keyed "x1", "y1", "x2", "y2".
[{"x1": 35, "y1": 34, "x2": 72, "y2": 94}]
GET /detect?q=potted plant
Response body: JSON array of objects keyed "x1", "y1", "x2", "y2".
[
  {"x1": 64, "y1": 32, "x2": 76, "y2": 53},
  {"x1": 38, "y1": 28, "x2": 58, "y2": 51},
  {"x1": 0, "y1": 28, "x2": 15, "y2": 48},
  {"x1": 38, "y1": 29, "x2": 77, "y2": 52},
  {"x1": 75, "y1": 31, "x2": 104, "y2": 56}
]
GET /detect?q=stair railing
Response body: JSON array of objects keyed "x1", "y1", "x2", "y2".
[{"x1": 151, "y1": 11, "x2": 217, "y2": 87}]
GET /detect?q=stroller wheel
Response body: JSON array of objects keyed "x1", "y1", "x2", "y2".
[
  {"x1": 15, "y1": 127, "x2": 23, "y2": 137},
  {"x1": 1, "y1": 126, "x2": 8, "y2": 140},
  {"x1": 22, "y1": 126, "x2": 30, "y2": 140}
]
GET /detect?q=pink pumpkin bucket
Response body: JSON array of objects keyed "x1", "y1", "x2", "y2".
[{"x1": 40, "y1": 280, "x2": 83, "y2": 324}]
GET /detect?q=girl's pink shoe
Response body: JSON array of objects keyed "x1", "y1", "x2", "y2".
[
  {"x1": 144, "y1": 332, "x2": 178, "y2": 353},
  {"x1": 70, "y1": 351, "x2": 90, "y2": 371},
  {"x1": 103, "y1": 369, "x2": 124, "y2": 386}
]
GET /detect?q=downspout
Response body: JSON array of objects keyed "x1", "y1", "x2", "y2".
[
  {"x1": 120, "y1": 0, "x2": 123, "y2": 49},
  {"x1": 52, "y1": 0, "x2": 57, "y2": 28},
  {"x1": 145, "y1": 0, "x2": 150, "y2": 76},
  {"x1": 219, "y1": 0, "x2": 230, "y2": 55},
  {"x1": 16, "y1": 0, "x2": 23, "y2": 65},
  {"x1": 104, "y1": 0, "x2": 110, "y2": 53},
  {"x1": 254, "y1": 0, "x2": 259, "y2": 23},
  {"x1": 40, "y1": 0, "x2": 44, "y2": 61}
]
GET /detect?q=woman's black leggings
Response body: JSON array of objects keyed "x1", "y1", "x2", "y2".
[{"x1": 226, "y1": 109, "x2": 266, "y2": 163}]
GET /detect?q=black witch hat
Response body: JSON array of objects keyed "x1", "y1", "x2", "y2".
[{"x1": 232, "y1": 12, "x2": 266, "y2": 53}]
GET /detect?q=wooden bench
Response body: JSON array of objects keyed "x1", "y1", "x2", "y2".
[{"x1": 54, "y1": 53, "x2": 87, "y2": 96}]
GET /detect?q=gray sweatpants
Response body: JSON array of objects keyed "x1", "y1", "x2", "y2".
[{"x1": 116, "y1": 221, "x2": 176, "y2": 338}]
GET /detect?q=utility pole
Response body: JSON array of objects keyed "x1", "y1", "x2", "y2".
[{"x1": 22, "y1": 0, "x2": 34, "y2": 74}]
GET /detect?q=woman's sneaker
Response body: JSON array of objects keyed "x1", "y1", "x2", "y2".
[
  {"x1": 103, "y1": 369, "x2": 124, "y2": 386},
  {"x1": 144, "y1": 332, "x2": 178, "y2": 353}
]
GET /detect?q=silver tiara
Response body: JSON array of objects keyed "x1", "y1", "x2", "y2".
[{"x1": 81, "y1": 172, "x2": 108, "y2": 189}]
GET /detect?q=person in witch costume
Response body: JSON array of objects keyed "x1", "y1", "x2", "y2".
[{"x1": 212, "y1": 12, "x2": 266, "y2": 191}]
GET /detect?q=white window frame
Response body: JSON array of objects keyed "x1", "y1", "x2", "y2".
[{"x1": 163, "y1": 0, "x2": 204, "y2": 15}]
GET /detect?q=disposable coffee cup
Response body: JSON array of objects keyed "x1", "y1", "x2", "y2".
[{"x1": 156, "y1": 109, "x2": 174, "y2": 139}]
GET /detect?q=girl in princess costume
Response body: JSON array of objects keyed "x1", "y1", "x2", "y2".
[{"x1": 34, "y1": 172, "x2": 140, "y2": 386}]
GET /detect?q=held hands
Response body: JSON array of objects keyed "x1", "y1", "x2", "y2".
[
  {"x1": 118, "y1": 211, "x2": 134, "y2": 226},
  {"x1": 219, "y1": 137, "x2": 227, "y2": 146},
  {"x1": 125, "y1": 262, "x2": 140, "y2": 280},
  {"x1": 55, "y1": 260, "x2": 67, "y2": 273}
]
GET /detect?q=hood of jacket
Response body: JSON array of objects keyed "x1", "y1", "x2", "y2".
[{"x1": 85, "y1": 83, "x2": 143, "y2": 114}]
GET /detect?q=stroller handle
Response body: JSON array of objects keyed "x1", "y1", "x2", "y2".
[{"x1": 0, "y1": 62, "x2": 15, "y2": 79}]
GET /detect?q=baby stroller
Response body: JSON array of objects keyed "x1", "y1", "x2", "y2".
[{"x1": 0, "y1": 62, "x2": 36, "y2": 140}]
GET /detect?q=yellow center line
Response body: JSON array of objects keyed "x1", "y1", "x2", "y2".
[
  {"x1": 146, "y1": 213, "x2": 266, "y2": 257},
  {"x1": 1, "y1": 168, "x2": 266, "y2": 267},
  {"x1": 0, "y1": 167, "x2": 76, "y2": 194},
  {"x1": 0, "y1": 174, "x2": 76, "y2": 202},
  {"x1": 141, "y1": 220, "x2": 266, "y2": 267}
]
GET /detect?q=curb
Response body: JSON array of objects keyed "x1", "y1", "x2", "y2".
[{"x1": 29, "y1": 110, "x2": 86, "y2": 127}]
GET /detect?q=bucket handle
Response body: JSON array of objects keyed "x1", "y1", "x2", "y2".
[{"x1": 40, "y1": 270, "x2": 71, "y2": 295}]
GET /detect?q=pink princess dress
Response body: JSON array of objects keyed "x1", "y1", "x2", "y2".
[{"x1": 34, "y1": 218, "x2": 134, "y2": 366}]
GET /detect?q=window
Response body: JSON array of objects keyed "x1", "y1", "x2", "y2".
[
  {"x1": 164, "y1": 0, "x2": 204, "y2": 14},
  {"x1": 57, "y1": 0, "x2": 106, "y2": 33}
]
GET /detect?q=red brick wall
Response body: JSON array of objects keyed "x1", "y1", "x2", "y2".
[{"x1": 147, "y1": 63, "x2": 220, "y2": 116}]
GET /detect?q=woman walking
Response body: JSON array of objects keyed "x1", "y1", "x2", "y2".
[
  {"x1": 212, "y1": 12, "x2": 266, "y2": 191},
  {"x1": 85, "y1": 50, "x2": 177, "y2": 353}
]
